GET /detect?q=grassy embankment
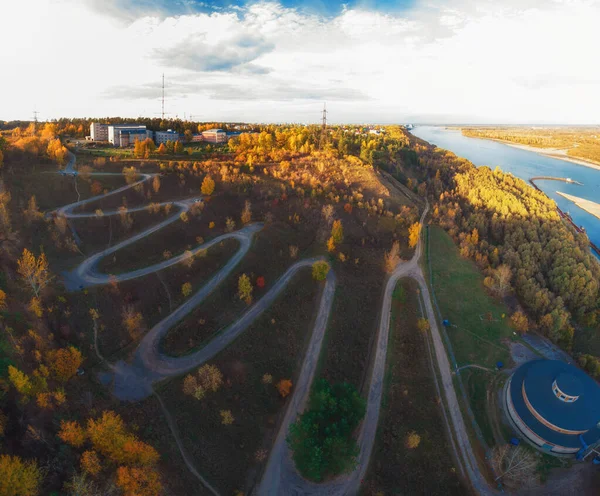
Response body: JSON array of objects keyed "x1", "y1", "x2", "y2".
[
  {"x1": 426, "y1": 225, "x2": 518, "y2": 447},
  {"x1": 362, "y1": 279, "x2": 465, "y2": 495}
]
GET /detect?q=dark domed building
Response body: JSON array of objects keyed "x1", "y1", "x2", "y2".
[{"x1": 505, "y1": 359, "x2": 600, "y2": 455}]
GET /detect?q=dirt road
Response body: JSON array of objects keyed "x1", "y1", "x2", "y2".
[{"x1": 257, "y1": 202, "x2": 496, "y2": 495}]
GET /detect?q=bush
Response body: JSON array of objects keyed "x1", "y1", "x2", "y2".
[
  {"x1": 312, "y1": 261, "x2": 330, "y2": 281},
  {"x1": 287, "y1": 379, "x2": 365, "y2": 481}
]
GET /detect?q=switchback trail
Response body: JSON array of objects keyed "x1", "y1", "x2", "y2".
[
  {"x1": 53, "y1": 156, "x2": 336, "y2": 404},
  {"x1": 55, "y1": 155, "x2": 493, "y2": 495},
  {"x1": 257, "y1": 202, "x2": 496, "y2": 495}
]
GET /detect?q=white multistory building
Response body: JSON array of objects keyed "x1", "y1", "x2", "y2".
[{"x1": 90, "y1": 123, "x2": 109, "y2": 141}]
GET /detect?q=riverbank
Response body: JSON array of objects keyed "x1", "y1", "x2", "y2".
[
  {"x1": 556, "y1": 191, "x2": 600, "y2": 221},
  {"x1": 464, "y1": 136, "x2": 600, "y2": 173}
]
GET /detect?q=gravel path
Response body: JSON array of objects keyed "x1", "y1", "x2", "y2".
[
  {"x1": 257, "y1": 203, "x2": 497, "y2": 496},
  {"x1": 56, "y1": 156, "x2": 494, "y2": 495}
]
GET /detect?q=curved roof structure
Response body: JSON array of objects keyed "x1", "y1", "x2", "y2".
[{"x1": 507, "y1": 359, "x2": 600, "y2": 451}]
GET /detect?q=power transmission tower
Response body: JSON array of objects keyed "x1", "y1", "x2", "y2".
[{"x1": 319, "y1": 102, "x2": 328, "y2": 149}]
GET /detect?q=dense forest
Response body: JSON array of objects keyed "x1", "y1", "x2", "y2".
[
  {"x1": 409, "y1": 137, "x2": 600, "y2": 373},
  {"x1": 462, "y1": 127, "x2": 600, "y2": 164}
]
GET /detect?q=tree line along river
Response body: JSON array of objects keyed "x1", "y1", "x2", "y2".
[{"x1": 410, "y1": 126, "x2": 600, "y2": 260}]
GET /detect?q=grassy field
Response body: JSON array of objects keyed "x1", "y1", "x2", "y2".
[
  {"x1": 426, "y1": 225, "x2": 517, "y2": 448},
  {"x1": 426, "y1": 226, "x2": 514, "y2": 368},
  {"x1": 361, "y1": 279, "x2": 465, "y2": 495}
]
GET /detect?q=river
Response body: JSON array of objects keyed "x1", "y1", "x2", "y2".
[{"x1": 410, "y1": 126, "x2": 600, "y2": 258}]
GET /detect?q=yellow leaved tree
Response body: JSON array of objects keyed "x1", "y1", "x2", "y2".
[{"x1": 17, "y1": 249, "x2": 51, "y2": 297}]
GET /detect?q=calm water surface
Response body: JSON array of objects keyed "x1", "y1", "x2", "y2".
[{"x1": 410, "y1": 126, "x2": 600, "y2": 257}]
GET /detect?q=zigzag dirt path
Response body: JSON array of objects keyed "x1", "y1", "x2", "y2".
[{"x1": 55, "y1": 154, "x2": 492, "y2": 495}]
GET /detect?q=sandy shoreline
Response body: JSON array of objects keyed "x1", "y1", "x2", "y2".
[
  {"x1": 469, "y1": 136, "x2": 600, "y2": 172},
  {"x1": 556, "y1": 191, "x2": 600, "y2": 221}
]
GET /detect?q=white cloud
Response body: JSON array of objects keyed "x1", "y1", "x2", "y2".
[{"x1": 1, "y1": 0, "x2": 599, "y2": 123}]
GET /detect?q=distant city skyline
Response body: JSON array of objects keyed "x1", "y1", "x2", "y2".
[{"x1": 1, "y1": 0, "x2": 600, "y2": 124}]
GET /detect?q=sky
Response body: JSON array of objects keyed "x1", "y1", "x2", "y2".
[{"x1": 1, "y1": 0, "x2": 599, "y2": 124}]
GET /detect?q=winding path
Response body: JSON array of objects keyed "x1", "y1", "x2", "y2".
[
  {"x1": 54, "y1": 154, "x2": 493, "y2": 495},
  {"x1": 258, "y1": 202, "x2": 495, "y2": 495}
]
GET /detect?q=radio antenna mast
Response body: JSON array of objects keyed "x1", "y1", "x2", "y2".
[{"x1": 319, "y1": 102, "x2": 328, "y2": 149}]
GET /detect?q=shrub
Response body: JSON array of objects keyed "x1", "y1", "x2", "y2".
[
  {"x1": 220, "y1": 410, "x2": 234, "y2": 425},
  {"x1": 181, "y1": 282, "x2": 192, "y2": 298},
  {"x1": 238, "y1": 274, "x2": 253, "y2": 304},
  {"x1": 405, "y1": 431, "x2": 421, "y2": 449},
  {"x1": 312, "y1": 261, "x2": 330, "y2": 281},
  {"x1": 276, "y1": 379, "x2": 292, "y2": 398}
]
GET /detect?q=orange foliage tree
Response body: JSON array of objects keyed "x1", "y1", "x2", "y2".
[
  {"x1": 276, "y1": 379, "x2": 293, "y2": 398},
  {"x1": 116, "y1": 466, "x2": 162, "y2": 496},
  {"x1": 81, "y1": 450, "x2": 101, "y2": 476},
  {"x1": 58, "y1": 420, "x2": 87, "y2": 447},
  {"x1": 48, "y1": 346, "x2": 83, "y2": 382}
]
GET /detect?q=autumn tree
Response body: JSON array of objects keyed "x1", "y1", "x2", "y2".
[
  {"x1": 312, "y1": 261, "x2": 330, "y2": 281},
  {"x1": 122, "y1": 306, "x2": 144, "y2": 340},
  {"x1": 201, "y1": 175, "x2": 215, "y2": 196},
  {"x1": 483, "y1": 265, "x2": 512, "y2": 297},
  {"x1": 238, "y1": 274, "x2": 253, "y2": 304},
  {"x1": 47, "y1": 138, "x2": 68, "y2": 165},
  {"x1": 8, "y1": 366, "x2": 33, "y2": 398},
  {"x1": 220, "y1": 410, "x2": 234, "y2": 425},
  {"x1": 17, "y1": 248, "x2": 51, "y2": 297},
  {"x1": 90, "y1": 181, "x2": 103, "y2": 196},
  {"x1": 326, "y1": 236, "x2": 336, "y2": 252},
  {"x1": 408, "y1": 222, "x2": 421, "y2": 248},
  {"x1": 511, "y1": 312, "x2": 529, "y2": 334},
  {"x1": 157, "y1": 143, "x2": 167, "y2": 155},
  {"x1": 0, "y1": 289, "x2": 6, "y2": 310},
  {"x1": 174, "y1": 140, "x2": 184, "y2": 154},
  {"x1": 183, "y1": 364, "x2": 223, "y2": 399},
  {"x1": 384, "y1": 241, "x2": 401, "y2": 273},
  {"x1": 241, "y1": 200, "x2": 252, "y2": 224},
  {"x1": 87, "y1": 411, "x2": 159, "y2": 466},
  {"x1": 405, "y1": 431, "x2": 421, "y2": 449},
  {"x1": 226, "y1": 217, "x2": 236, "y2": 232},
  {"x1": 276, "y1": 379, "x2": 292, "y2": 398},
  {"x1": 417, "y1": 318, "x2": 430, "y2": 334},
  {"x1": 181, "y1": 282, "x2": 192, "y2": 297},
  {"x1": 59, "y1": 420, "x2": 87, "y2": 447},
  {"x1": 118, "y1": 206, "x2": 133, "y2": 231},
  {"x1": 331, "y1": 220, "x2": 343, "y2": 244},
  {"x1": 116, "y1": 466, "x2": 162, "y2": 496},
  {"x1": 48, "y1": 346, "x2": 83, "y2": 382},
  {"x1": 23, "y1": 196, "x2": 43, "y2": 224},
  {"x1": 152, "y1": 175, "x2": 160, "y2": 193},
  {"x1": 0, "y1": 455, "x2": 42, "y2": 496},
  {"x1": 80, "y1": 450, "x2": 101, "y2": 476}
]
